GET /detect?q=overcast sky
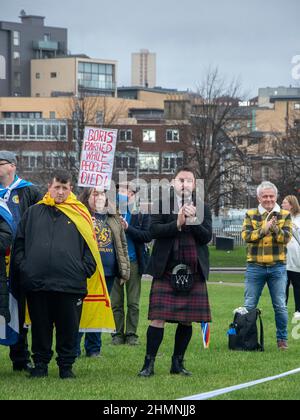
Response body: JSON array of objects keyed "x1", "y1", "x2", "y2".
[{"x1": 2, "y1": 0, "x2": 300, "y2": 97}]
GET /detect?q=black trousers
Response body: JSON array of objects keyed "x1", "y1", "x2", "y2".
[
  {"x1": 287, "y1": 270, "x2": 300, "y2": 312},
  {"x1": 9, "y1": 292, "x2": 30, "y2": 366},
  {"x1": 26, "y1": 291, "x2": 83, "y2": 368}
]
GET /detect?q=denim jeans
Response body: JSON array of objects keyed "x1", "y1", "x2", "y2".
[
  {"x1": 244, "y1": 263, "x2": 288, "y2": 341},
  {"x1": 77, "y1": 276, "x2": 115, "y2": 356}
]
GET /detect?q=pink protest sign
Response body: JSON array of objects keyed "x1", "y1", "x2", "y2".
[{"x1": 78, "y1": 127, "x2": 118, "y2": 189}]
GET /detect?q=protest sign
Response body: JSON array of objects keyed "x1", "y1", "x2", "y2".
[{"x1": 78, "y1": 127, "x2": 118, "y2": 189}]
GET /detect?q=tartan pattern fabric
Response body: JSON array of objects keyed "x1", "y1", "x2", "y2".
[
  {"x1": 148, "y1": 273, "x2": 211, "y2": 323},
  {"x1": 173, "y1": 229, "x2": 199, "y2": 273},
  {"x1": 242, "y1": 208, "x2": 292, "y2": 265}
]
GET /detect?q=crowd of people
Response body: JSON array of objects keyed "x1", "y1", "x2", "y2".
[{"x1": 0, "y1": 150, "x2": 299, "y2": 380}]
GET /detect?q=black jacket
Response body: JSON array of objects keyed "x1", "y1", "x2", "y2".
[
  {"x1": 126, "y1": 213, "x2": 152, "y2": 275},
  {"x1": 17, "y1": 185, "x2": 43, "y2": 217},
  {"x1": 13, "y1": 205, "x2": 96, "y2": 295},
  {"x1": 148, "y1": 193, "x2": 212, "y2": 280},
  {"x1": 0, "y1": 218, "x2": 13, "y2": 320}
]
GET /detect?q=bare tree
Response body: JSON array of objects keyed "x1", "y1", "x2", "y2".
[{"x1": 178, "y1": 68, "x2": 251, "y2": 214}]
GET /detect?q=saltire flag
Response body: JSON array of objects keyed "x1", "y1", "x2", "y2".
[
  {"x1": 0, "y1": 198, "x2": 19, "y2": 346},
  {"x1": 201, "y1": 322, "x2": 210, "y2": 349}
]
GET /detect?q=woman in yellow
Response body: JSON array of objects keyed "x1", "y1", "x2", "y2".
[{"x1": 77, "y1": 188, "x2": 130, "y2": 357}]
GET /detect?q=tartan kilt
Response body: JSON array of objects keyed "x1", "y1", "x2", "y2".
[{"x1": 148, "y1": 272, "x2": 211, "y2": 323}]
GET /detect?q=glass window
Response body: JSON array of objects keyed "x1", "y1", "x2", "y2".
[
  {"x1": 119, "y1": 130, "x2": 132, "y2": 142},
  {"x1": 14, "y1": 72, "x2": 21, "y2": 88},
  {"x1": 36, "y1": 73, "x2": 40, "y2": 79},
  {"x1": 106, "y1": 65, "x2": 113, "y2": 75},
  {"x1": 30, "y1": 156, "x2": 36, "y2": 168},
  {"x1": 49, "y1": 111, "x2": 56, "y2": 119},
  {"x1": 14, "y1": 124, "x2": 20, "y2": 137},
  {"x1": 37, "y1": 156, "x2": 43, "y2": 168},
  {"x1": 84, "y1": 63, "x2": 92, "y2": 73},
  {"x1": 0, "y1": 124, "x2": 4, "y2": 137},
  {"x1": 37, "y1": 124, "x2": 44, "y2": 137},
  {"x1": 13, "y1": 31, "x2": 20, "y2": 47},
  {"x1": 21, "y1": 124, "x2": 28, "y2": 137},
  {"x1": 22, "y1": 156, "x2": 29, "y2": 169},
  {"x1": 13, "y1": 52, "x2": 20, "y2": 66},
  {"x1": 139, "y1": 153, "x2": 159, "y2": 172},
  {"x1": 143, "y1": 129, "x2": 156, "y2": 143},
  {"x1": 78, "y1": 62, "x2": 85, "y2": 72},
  {"x1": 50, "y1": 72, "x2": 57, "y2": 78},
  {"x1": 6, "y1": 124, "x2": 12, "y2": 136},
  {"x1": 294, "y1": 103, "x2": 300, "y2": 110},
  {"x1": 29, "y1": 123, "x2": 36, "y2": 138},
  {"x1": 166, "y1": 129, "x2": 179, "y2": 142},
  {"x1": 92, "y1": 64, "x2": 99, "y2": 74},
  {"x1": 60, "y1": 125, "x2": 66, "y2": 138}
]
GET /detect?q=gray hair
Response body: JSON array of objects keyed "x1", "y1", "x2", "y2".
[{"x1": 257, "y1": 181, "x2": 278, "y2": 197}]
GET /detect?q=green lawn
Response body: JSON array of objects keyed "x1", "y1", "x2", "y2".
[
  {"x1": 209, "y1": 246, "x2": 247, "y2": 267},
  {"x1": 0, "y1": 278, "x2": 300, "y2": 400}
]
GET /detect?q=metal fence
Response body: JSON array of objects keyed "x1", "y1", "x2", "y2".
[{"x1": 211, "y1": 227, "x2": 244, "y2": 247}]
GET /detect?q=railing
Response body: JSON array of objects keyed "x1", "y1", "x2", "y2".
[{"x1": 211, "y1": 227, "x2": 244, "y2": 246}]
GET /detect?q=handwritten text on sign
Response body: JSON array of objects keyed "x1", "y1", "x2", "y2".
[{"x1": 78, "y1": 127, "x2": 118, "y2": 189}]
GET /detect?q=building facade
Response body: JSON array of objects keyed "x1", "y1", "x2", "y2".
[
  {"x1": 131, "y1": 49, "x2": 156, "y2": 88},
  {"x1": 31, "y1": 56, "x2": 118, "y2": 98},
  {"x1": 0, "y1": 11, "x2": 67, "y2": 97}
]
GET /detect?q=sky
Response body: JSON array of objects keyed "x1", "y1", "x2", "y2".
[{"x1": 1, "y1": 0, "x2": 300, "y2": 97}]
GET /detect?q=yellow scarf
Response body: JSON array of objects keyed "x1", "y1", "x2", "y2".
[{"x1": 29, "y1": 192, "x2": 115, "y2": 332}]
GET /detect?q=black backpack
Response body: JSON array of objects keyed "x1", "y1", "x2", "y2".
[{"x1": 228, "y1": 309, "x2": 264, "y2": 352}]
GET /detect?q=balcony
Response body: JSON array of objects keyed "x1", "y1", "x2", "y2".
[{"x1": 32, "y1": 40, "x2": 59, "y2": 51}]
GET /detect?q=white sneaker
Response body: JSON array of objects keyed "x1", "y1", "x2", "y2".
[{"x1": 293, "y1": 312, "x2": 300, "y2": 321}]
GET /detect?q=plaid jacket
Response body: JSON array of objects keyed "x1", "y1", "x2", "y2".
[{"x1": 242, "y1": 207, "x2": 292, "y2": 265}]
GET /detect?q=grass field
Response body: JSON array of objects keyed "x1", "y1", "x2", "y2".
[
  {"x1": 0, "y1": 276, "x2": 300, "y2": 400},
  {"x1": 209, "y1": 246, "x2": 247, "y2": 267}
]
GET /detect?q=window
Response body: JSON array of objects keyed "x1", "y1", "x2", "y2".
[
  {"x1": 13, "y1": 31, "x2": 20, "y2": 47},
  {"x1": 115, "y1": 152, "x2": 136, "y2": 171},
  {"x1": 294, "y1": 103, "x2": 300, "y2": 110},
  {"x1": 262, "y1": 167, "x2": 270, "y2": 180},
  {"x1": 13, "y1": 52, "x2": 20, "y2": 66},
  {"x1": 166, "y1": 129, "x2": 180, "y2": 142},
  {"x1": 14, "y1": 72, "x2": 21, "y2": 88},
  {"x1": 36, "y1": 73, "x2": 40, "y2": 79},
  {"x1": 50, "y1": 72, "x2": 57, "y2": 78},
  {"x1": 77, "y1": 61, "x2": 115, "y2": 91},
  {"x1": 143, "y1": 129, "x2": 156, "y2": 143},
  {"x1": 49, "y1": 112, "x2": 56, "y2": 119},
  {"x1": 162, "y1": 152, "x2": 184, "y2": 173},
  {"x1": 139, "y1": 152, "x2": 159, "y2": 173},
  {"x1": 44, "y1": 34, "x2": 51, "y2": 42},
  {"x1": 119, "y1": 130, "x2": 132, "y2": 142}
]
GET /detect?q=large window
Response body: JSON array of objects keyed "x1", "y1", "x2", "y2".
[
  {"x1": 119, "y1": 130, "x2": 132, "y2": 142},
  {"x1": 78, "y1": 62, "x2": 114, "y2": 91},
  {"x1": 115, "y1": 152, "x2": 136, "y2": 171},
  {"x1": 142, "y1": 129, "x2": 156, "y2": 143},
  {"x1": 162, "y1": 152, "x2": 184, "y2": 173},
  {"x1": 139, "y1": 152, "x2": 159, "y2": 173},
  {"x1": 166, "y1": 129, "x2": 180, "y2": 142},
  {"x1": 13, "y1": 52, "x2": 20, "y2": 66},
  {"x1": 0, "y1": 119, "x2": 68, "y2": 141},
  {"x1": 13, "y1": 31, "x2": 20, "y2": 47}
]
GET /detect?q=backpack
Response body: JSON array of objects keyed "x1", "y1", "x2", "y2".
[{"x1": 228, "y1": 308, "x2": 264, "y2": 352}]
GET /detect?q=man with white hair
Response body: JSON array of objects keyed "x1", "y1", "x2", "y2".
[{"x1": 242, "y1": 181, "x2": 292, "y2": 350}]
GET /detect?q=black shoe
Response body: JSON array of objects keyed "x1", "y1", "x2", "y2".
[
  {"x1": 138, "y1": 355, "x2": 155, "y2": 377},
  {"x1": 29, "y1": 363, "x2": 48, "y2": 378},
  {"x1": 170, "y1": 355, "x2": 192, "y2": 376},
  {"x1": 59, "y1": 368, "x2": 76, "y2": 379},
  {"x1": 13, "y1": 361, "x2": 33, "y2": 373}
]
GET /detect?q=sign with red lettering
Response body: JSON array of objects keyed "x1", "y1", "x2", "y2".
[{"x1": 78, "y1": 127, "x2": 118, "y2": 189}]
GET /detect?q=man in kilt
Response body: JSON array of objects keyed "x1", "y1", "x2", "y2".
[{"x1": 138, "y1": 167, "x2": 212, "y2": 377}]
